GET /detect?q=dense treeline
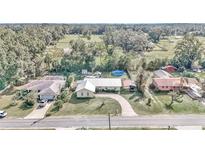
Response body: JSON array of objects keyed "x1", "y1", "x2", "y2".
[
  {"x1": 0, "y1": 25, "x2": 69, "y2": 90},
  {"x1": 1, "y1": 24, "x2": 205, "y2": 90}
]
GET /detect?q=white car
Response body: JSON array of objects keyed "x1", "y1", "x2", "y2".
[
  {"x1": 0, "y1": 111, "x2": 7, "y2": 118},
  {"x1": 38, "y1": 100, "x2": 48, "y2": 108}
]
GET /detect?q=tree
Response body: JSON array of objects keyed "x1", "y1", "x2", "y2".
[
  {"x1": 171, "y1": 34, "x2": 203, "y2": 69},
  {"x1": 135, "y1": 69, "x2": 147, "y2": 97},
  {"x1": 166, "y1": 91, "x2": 183, "y2": 110},
  {"x1": 23, "y1": 91, "x2": 38, "y2": 107}
]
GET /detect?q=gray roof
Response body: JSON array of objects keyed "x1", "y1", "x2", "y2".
[
  {"x1": 42, "y1": 75, "x2": 65, "y2": 80},
  {"x1": 22, "y1": 79, "x2": 65, "y2": 96},
  {"x1": 75, "y1": 80, "x2": 96, "y2": 92},
  {"x1": 84, "y1": 78, "x2": 122, "y2": 87},
  {"x1": 154, "y1": 70, "x2": 173, "y2": 78}
]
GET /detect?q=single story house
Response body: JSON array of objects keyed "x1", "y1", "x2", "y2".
[
  {"x1": 153, "y1": 78, "x2": 182, "y2": 91},
  {"x1": 84, "y1": 78, "x2": 122, "y2": 91},
  {"x1": 153, "y1": 77, "x2": 200, "y2": 91},
  {"x1": 75, "y1": 80, "x2": 95, "y2": 98},
  {"x1": 22, "y1": 76, "x2": 65, "y2": 101},
  {"x1": 153, "y1": 70, "x2": 173, "y2": 78},
  {"x1": 75, "y1": 78, "x2": 122, "y2": 98},
  {"x1": 161, "y1": 65, "x2": 177, "y2": 73}
]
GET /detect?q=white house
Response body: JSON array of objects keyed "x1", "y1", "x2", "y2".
[
  {"x1": 75, "y1": 78, "x2": 122, "y2": 98},
  {"x1": 84, "y1": 78, "x2": 122, "y2": 91},
  {"x1": 75, "y1": 80, "x2": 95, "y2": 98}
]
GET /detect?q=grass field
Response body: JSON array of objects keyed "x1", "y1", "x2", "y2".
[
  {"x1": 0, "y1": 88, "x2": 35, "y2": 118},
  {"x1": 47, "y1": 93, "x2": 121, "y2": 116},
  {"x1": 55, "y1": 34, "x2": 103, "y2": 49}
]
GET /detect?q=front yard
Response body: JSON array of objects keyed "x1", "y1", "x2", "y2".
[
  {"x1": 121, "y1": 90, "x2": 205, "y2": 115},
  {"x1": 0, "y1": 88, "x2": 35, "y2": 118},
  {"x1": 154, "y1": 92, "x2": 205, "y2": 114},
  {"x1": 47, "y1": 93, "x2": 122, "y2": 116}
]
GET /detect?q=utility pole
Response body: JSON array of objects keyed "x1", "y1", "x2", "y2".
[{"x1": 108, "y1": 113, "x2": 111, "y2": 130}]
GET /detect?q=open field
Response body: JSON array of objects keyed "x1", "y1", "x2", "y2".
[
  {"x1": 0, "y1": 88, "x2": 35, "y2": 118},
  {"x1": 55, "y1": 34, "x2": 103, "y2": 49},
  {"x1": 47, "y1": 93, "x2": 121, "y2": 116},
  {"x1": 144, "y1": 36, "x2": 205, "y2": 62}
]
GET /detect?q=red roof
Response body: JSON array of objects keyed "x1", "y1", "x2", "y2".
[
  {"x1": 153, "y1": 78, "x2": 182, "y2": 87},
  {"x1": 153, "y1": 77, "x2": 199, "y2": 88},
  {"x1": 164, "y1": 65, "x2": 177, "y2": 69},
  {"x1": 122, "y1": 79, "x2": 135, "y2": 87}
]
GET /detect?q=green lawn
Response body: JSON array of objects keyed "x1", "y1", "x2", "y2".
[
  {"x1": 144, "y1": 37, "x2": 177, "y2": 62},
  {"x1": 121, "y1": 89, "x2": 205, "y2": 115},
  {"x1": 47, "y1": 93, "x2": 121, "y2": 116},
  {"x1": 121, "y1": 90, "x2": 164, "y2": 115},
  {"x1": 172, "y1": 70, "x2": 205, "y2": 80},
  {"x1": 55, "y1": 34, "x2": 103, "y2": 49},
  {"x1": 0, "y1": 88, "x2": 35, "y2": 118},
  {"x1": 154, "y1": 92, "x2": 205, "y2": 114}
]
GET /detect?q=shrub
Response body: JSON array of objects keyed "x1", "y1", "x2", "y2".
[
  {"x1": 23, "y1": 91, "x2": 37, "y2": 107},
  {"x1": 66, "y1": 76, "x2": 74, "y2": 88},
  {"x1": 181, "y1": 71, "x2": 195, "y2": 78},
  {"x1": 54, "y1": 100, "x2": 64, "y2": 110}
]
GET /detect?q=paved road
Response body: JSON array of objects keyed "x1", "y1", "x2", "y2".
[
  {"x1": 24, "y1": 102, "x2": 53, "y2": 119},
  {"x1": 95, "y1": 94, "x2": 137, "y2": 116},
  {"x1": 1, "y1": 115, "x2": 205, "y2": 129}
]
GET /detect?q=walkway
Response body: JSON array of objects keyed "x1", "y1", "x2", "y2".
[
  {"x1": 24, "y1": 102, "x2": 53, "y2": 119},
  {"x1": 95, "y1": 94, "x2": 137, "y2": 116}
]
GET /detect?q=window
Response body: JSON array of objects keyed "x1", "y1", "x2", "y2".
[
  {"x1": 87, "y1": 92, "x2": 89, "y2": 96},
  {"x1": 162, "y1": 86, "x2": 164, "y2": 88},
  {"x1": 166, "y1": 86, "x2": 168, "y2": 88},
  {"x1": 81, "y1": 92, "x2": 83, "y2": 96}
]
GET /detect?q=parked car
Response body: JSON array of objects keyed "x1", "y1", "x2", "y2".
[
  {"x1": 38, "y1": 100, "x2": 48, "y2": 108},
  {"x1": 0, "y1": 110, "x2": 7, "y2": 118}
]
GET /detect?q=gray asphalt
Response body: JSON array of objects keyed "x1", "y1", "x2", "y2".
[{"x1": 1, "y1": 115, "x2": 205, "y2": 129}]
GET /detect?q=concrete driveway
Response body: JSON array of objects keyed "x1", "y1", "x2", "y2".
[
  {"x1": 95, "y1": 94, "x2": 137, "y2": 116},
  {"x1": 24, "y1": 102, "x2": 53, "y2": 119}
]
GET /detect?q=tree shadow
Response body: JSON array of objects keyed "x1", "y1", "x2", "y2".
[
  {"x1": 19, "y1": 102, "x2": 33, "y2": 110},
  {"x1": 50, "y1": 106, "x2": 60, "y2": 113}
]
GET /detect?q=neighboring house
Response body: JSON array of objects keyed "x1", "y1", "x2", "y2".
[
  {"x1": 161, "y1": 65, "x2": 177, "y2": 73},
  {"x1": 75, "y1": 78, "x2": 122, "y2": 98},
  {"x1": 122, "y1": 79, "x2": 136, "y2": 91},
  {"x1": 153, "y1": 78, "x2": 183, "y2": 91},
  {"x1": 153, "y1": 77, "x2": 200, "y2": 91},
  {"x1": 42, "y1": 75, "x2": 65, "y2": 80},
  {"x1": 75, "y1": 80, "x2": 95, "y2": 98},
  {"x1": 22, "y1": 76, "x2": 65, "y2": 101},
  {"x1": 191, "y1": 65, "x2": 203, "y2": 73},
  {"x1": 153, "y1": 70, "x2": 173, "y2": 78}
]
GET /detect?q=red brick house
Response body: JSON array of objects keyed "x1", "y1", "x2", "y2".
[
  {"x1": 153, "y1": 77, "x2": 199, "y2": 91},
  {"x1": 161, "y1": 65, "x2": 177, "y2": 73},
  {"x1": 153, "y1": 78, "x2": 182, "y2": 91}
]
